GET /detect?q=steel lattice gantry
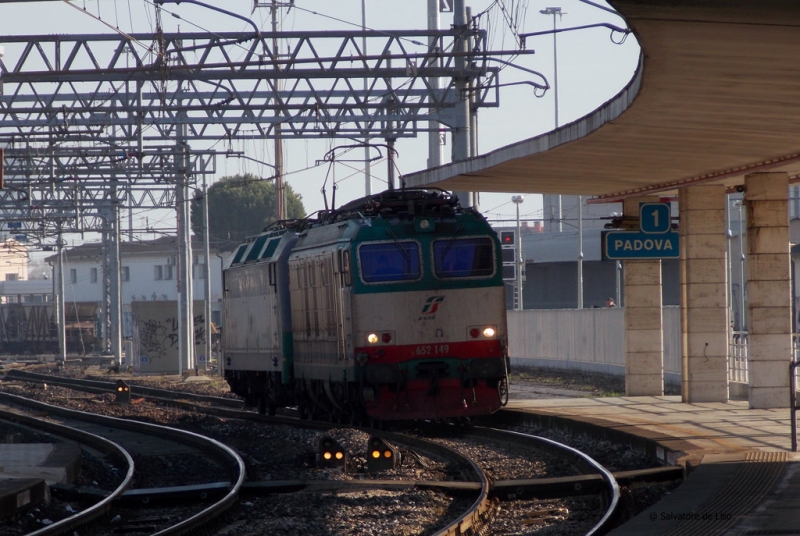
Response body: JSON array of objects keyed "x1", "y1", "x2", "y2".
[
  {"x1": 0, "y1": 29, "x2": 515, "y2": 144},
  {"x1": 0, "y1": 146, "x2": 216, "y2": 235},
  {"x1": 0, "y1": 28, "x2": 531, "y2": 233},
  {"x1": 0, "y1": 24, "x2": 540, "y2": 367}
]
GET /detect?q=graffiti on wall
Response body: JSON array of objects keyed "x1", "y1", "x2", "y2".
[
  {"x1": 132, "y1": 301, "x2": 208, "y2": 372},
  {"x1": 139, "y1": 315, "x2": 206, "y2": 361}
]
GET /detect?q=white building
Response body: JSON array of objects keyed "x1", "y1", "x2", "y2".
[
  {"x1": 46, "y1": 236, "x2": 227, "y2": 326},
  {"x1": 0, "y1": 238, "x2": 30, "y2": 284}
]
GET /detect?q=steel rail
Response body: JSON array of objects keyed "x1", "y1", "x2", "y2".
[
  {"x1": 4, "y1": 369, "x2": 244, "y2": 408},
  {"x1": 3, "y1": 370, "x2": 496, "y2": 534},
  {"x1": 0, "y1": 404, "x2": 135, "y2": 536},
  {"x1": 0, "y1": 390, "x2": 246, "y2": 536},
  {"x1": 363, "y1": 430, "x2": 493, "y2": 536},
  {"x1": 468, "y1": 426, "x2": 621, "y2": 536}
]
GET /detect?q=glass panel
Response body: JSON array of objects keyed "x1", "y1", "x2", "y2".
[
  {"x1": 433, "y1": 237, "x2": 495, "y2": 278},
  {"x1": 231, "y1": 244, "x2": 248, "y2": 265},
  {"x1": 244, "y1": 235, "x2": 270, "y2": 262},
  {"x1": 360, "y1": 242, "x2": 421, "y2": 283},
  {"x1": 260, "y1": 239, "x2": 280, "y2": 260}
]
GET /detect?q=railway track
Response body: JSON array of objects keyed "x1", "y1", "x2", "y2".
[
  {"x1": 415, "y1": 424, "x2": 622, "y2": 534},
  {"x1": 2, "y1": 368, "x2": 679, "y2": 534},
  {"x1": 0, "y1": 390, "x2": 245, "y2": 536}
]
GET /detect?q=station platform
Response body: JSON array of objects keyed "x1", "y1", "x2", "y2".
[
  {"x1": 0, "y1": 443, "x2": 80, "y2": 520},
  {"x1": 505, "y1": 394, "x2": 800, "y2": 535}
]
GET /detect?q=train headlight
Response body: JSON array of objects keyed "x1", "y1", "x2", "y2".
[
  {"x1": 367, "y1": 332, "x2": 394, "y2": 344},
  {"x1": 468, "y1": 326, "x2": 497, "y2": 339}
]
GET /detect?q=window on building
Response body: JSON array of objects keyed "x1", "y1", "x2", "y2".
[
  {"x1": 164, "y1": 265, "x2": 173, "y2": 280},
  {"x1": 121, "y1": 266, "x2": 130, "y2": 282},
  {"x1": 155, "y1": 265, "x2": 163, "y2": 280},
  {"x1": 5, "y1": 273, "x2": 17, "y2": 281},
  {"x1": 90, "y1": 267, "x2": 98, "y2": 283},
  {"x1": 193, "y1": 264, "x2": 206, "y2": 279},
  {"x1": 69, "y1": 269, "x2": 77, "y2": 284}
]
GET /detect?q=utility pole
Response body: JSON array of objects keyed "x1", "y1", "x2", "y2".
[
  {"x1": 203, "y1": 175, "x2": 211, "y2": 370},
  {"x1": 362, "y1": 0, "x2": 373, "y2": 196},
  {"x1": 202, "y1": 174, "x2": 212, "y2": 372},
  {"x1": 110, "y1": 177, "x2": 123, "y2": 364},
  {"x1": 56, "y1": 227, "x2": 66, "y2": 363},
  {"x1": 452, "y1": 0, "x2": 474, "y2": 208},
  {"x1": 176, "y1": 126, "x2": 194, "y2": 375},
  {"x1": 272, "y1": 0, "x2": 285, "y2": 219},
  {"x1": 427, "y1": 0, "x2": 442, "y2": 172}
]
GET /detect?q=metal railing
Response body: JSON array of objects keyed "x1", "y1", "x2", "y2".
[
  {"x1": 729, "y1": 331, "x2": 749, "y2": 383},
  {"x1": 728, "y1": 333, "x2": 800, "y2": 385}
]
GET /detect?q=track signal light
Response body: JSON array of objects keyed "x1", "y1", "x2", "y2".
[
  {"x1": 115, "y1": 379, "x2": 131, "y2": 405},
  {"x1": 367, "y1": 436, "x2": 400, "y2": 472},
  {"x1": 500, "y1": 231, "x2": 515, "y2": 246},
  {"x1": 318, "y1": 437, "x2": 349, "y2": 470}
]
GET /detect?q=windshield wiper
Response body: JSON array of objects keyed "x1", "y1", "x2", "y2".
[
  {"x1": 386, "y1": 228, "x2": 411, "y2": 262},
  {"x1": 442, "y1": 224, "x2": 465, "y2": 258}
]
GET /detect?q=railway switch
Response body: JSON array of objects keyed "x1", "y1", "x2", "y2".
[
  {"x1": 318, "y1": 436, "x2": 350, "y2": 471},
  {"x1": 367, "y1": 436, "x2": 400, "y2": 472},
  {"x1": 115, "y1": 380, "x2": 131, "y2": 405}
]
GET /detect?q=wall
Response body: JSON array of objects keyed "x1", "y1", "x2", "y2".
[
  {"x1": 508, "y1": 306, "x2": 682, "y2": 385},
  {"x1": 131, "y1": 300, "x2": 207, "y2": 374}
]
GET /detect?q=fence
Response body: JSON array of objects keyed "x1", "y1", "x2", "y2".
[{"x1": 727, "y1": 332, "x2": 800, "y2": 385}]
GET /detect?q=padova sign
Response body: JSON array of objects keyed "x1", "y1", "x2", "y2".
[{"x1": 603, "y1": 202, "x2": 680, "y2": 260}]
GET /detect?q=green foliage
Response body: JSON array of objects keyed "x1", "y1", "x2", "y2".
[{"x1": 190, "y1": 173, "x2": 306, "y2": 246}]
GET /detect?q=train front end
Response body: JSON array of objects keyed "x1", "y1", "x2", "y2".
[{"x1": 351, "y1": 194, "x2": 508, "y2": 421}]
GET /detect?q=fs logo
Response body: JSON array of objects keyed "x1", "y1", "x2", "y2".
[{"x1": 421, "y1": 296, "x2": 445, "y2": 315}]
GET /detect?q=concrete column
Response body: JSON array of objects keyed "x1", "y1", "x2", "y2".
[
  {"x1": 745, "y1": 172, "x2": 791, "y2": 409},
  {"x1": 680, "y1": 185, "x2": 729, "y2": 403},
  {"x1": 623, "y1": 197, "x2": 664, "y2": 396}
]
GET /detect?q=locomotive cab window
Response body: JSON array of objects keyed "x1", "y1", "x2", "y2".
[
  {"x1": 359, "y1": 241, "x2": 422, "y2": 283},
  {"x1": 433, "y1": 237, "x2": 495, "y2": 278}
]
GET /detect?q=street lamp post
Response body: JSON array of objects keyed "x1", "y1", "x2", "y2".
[
  {"x1": 512, "y1": 195, "x2": 525, "y2": 311},
  {"x1": 540, "y1": 7, "x2": 563, "y2": 233},
  {"x1": 539, "y1": 6, "x2": 563, "y2": 129}
]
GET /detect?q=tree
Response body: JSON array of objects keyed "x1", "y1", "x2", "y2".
[{"x1": 190, "y1": 173, "x2": 306, "y2": 247}]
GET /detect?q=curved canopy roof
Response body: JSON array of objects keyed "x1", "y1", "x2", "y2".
[{"x1": 402, "y1": 0, "x2": 800, "y2": 201}]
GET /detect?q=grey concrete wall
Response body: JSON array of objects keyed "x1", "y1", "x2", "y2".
[{"x1": 508, "y1": 306, "x2": 682, "y2": 386}]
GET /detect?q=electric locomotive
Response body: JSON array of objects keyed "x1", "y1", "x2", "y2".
[{"x1": 222, "y1": 189, "x2": 509, "y2": 421}]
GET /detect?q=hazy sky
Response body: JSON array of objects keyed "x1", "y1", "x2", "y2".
[{"x1": 0, "y1": 0, "x2": 640, "y2": 245}]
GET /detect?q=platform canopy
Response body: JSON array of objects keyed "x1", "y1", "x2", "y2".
[{"x1": 402, "y1": 0, "x2": 800, "y2": 201}]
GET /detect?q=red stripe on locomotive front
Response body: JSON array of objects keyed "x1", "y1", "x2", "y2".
[{"x1": 355, "y1": 340, "x2": 503, "y2": 363}]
